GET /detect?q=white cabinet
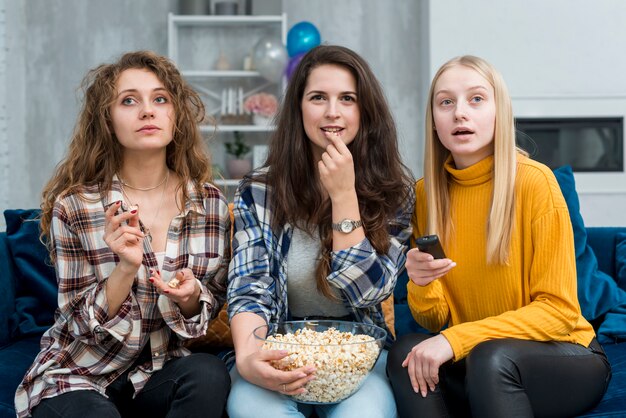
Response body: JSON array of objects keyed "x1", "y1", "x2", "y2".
[{"x1": 167, "y1": 13, "x2": 287, "y2": 189}]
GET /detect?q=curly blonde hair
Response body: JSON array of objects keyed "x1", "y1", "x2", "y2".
[{"x1": 40, "y1": 50, "x2": 211, "y2": 241}]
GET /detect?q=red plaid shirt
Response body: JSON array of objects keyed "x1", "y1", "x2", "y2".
[{"x1": 15, "y1": 177, "x2": 230, "y2": 417}]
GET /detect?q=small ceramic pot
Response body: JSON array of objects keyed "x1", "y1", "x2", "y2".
[
  {"x1": 227, "y1": 158, "x2": 252, "y2": 179},
  {"x1": 214, "y1": 1, "x2": 238, "y2": 15},
  {"x1": 253, "y1": 114, "x2": 272, "y2": 126}
]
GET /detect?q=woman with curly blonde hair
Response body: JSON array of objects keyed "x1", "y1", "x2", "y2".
[{"x1": 16, "y1": 50, "x2": 231, "y2": 418}]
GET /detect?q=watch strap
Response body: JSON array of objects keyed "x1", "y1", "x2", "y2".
[{"x1": 331, "y1": 219, "x2": 363, "y2": 232}]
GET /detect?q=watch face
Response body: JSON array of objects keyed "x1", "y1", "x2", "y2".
[{"x1": 340, "y1": 220, "x2": 353, "y2": 233}]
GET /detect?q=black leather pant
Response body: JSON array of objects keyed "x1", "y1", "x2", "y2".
[
  {"x1": 387, "y1": 334, "x2": 611, "y2": 418},
  {"x1": 32, "y1": 353, "x2": 230, "y2": 418}
]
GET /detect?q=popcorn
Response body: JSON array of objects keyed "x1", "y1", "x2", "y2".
[
  {"x1": 167, "y1": 278, "x2": 180, "y2": 289},
  {"x1": 262, "y1": 327, "x2": 381, "y2": 403}
]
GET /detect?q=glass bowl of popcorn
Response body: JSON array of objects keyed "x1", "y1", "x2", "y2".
[{"x1": 254, "y1": 320, "x2": 387, "y2": 404}]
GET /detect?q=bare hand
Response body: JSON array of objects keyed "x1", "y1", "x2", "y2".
[
  {"x1": 103, "y1": 201, "x2": 145, "y2": 270},
  {"x1": 318, "y1": 131, "x2": 356, "y2": 201},
  {"x1": 402, "y1": 334, "x2": 454, "y2": 397},
  {"x1": 149, "y1": 268, "x2": 200, "y2": 305},
  {"x1": 406, "y1": 247, "x2": 456, "y2": 286},
  {"x1": 237, "y1": 349, "x2": 316, "y2": 395}
]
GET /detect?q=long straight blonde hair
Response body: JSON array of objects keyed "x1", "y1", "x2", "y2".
[{"x1": 424, "y1": 55, "x2": 525, "y2": 264}]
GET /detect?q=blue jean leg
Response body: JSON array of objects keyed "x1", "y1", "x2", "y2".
[
  {"x1": 317, "y1": 350, "x2": 397, "y2": 418},
  {"x1": 227, "y1": 365, "x2": 314, "y2": 418},
  {"x1": 227, "y1": 350, "x2": 397, "y2": 418}
]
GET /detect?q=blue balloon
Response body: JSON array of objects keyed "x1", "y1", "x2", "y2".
[{"x1": 287, "y1": 21, "x2": 321, "y2": 57}]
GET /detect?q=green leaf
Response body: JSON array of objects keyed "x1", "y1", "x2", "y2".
[{"x1": 224, "y1": 131, "x2": 251, "y2": 158}]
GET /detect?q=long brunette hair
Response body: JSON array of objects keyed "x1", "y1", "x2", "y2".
[{"x1": 261, "y1": 45, "x2": 412, "y2": 298}]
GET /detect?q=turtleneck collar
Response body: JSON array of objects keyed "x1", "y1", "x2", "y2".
[{"x1": 444, "y1": 154, "x2": 494, "y2": 186}]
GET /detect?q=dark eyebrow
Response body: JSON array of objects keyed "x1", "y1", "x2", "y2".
[
  {"x1": 116, "y1": 87, "x2": 168, "y2": 97},
  {"x1": 304, "y1": 90, "x2": 357, "y2": 96}
]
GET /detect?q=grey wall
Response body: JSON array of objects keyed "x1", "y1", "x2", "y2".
[
  {"x1": 2, "y1": 0, "x2": 622, "y2": 228},
  {"x1": 2, "y1": 0, "x2": 177, "y2": 227},
  {"x1": 428, "y1": 0, "x2": 626, "y2": 226},
  {"x1": 0, "y1": 0, "x2": 424, "y2": 229}
]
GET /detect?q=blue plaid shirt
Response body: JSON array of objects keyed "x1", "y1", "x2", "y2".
[{"x1": 227, "y1": 174, "x2": 414, "y2": 344}]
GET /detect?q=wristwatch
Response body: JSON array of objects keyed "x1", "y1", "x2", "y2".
[{"x1": 331, "y1": 218, "x2": 363, "y2": 233}]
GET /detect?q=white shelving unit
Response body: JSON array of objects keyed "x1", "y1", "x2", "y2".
[{"x1": 167, "y1": 13, "x2": 287, "y2": 190}]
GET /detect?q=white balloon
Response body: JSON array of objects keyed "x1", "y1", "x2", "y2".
[{"x1": 252, "y1": 36, "x2": 288, "y2": 83}]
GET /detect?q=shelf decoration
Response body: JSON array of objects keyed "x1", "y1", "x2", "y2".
[
  {"x1": 225, "y1": 131, "x2": 252, "y2": 179},
  {"x1": 286, "y1": 21, "x2": 321, "y2": 57},
  {"x1": 244, "y1": 92, "x2": 278, "y2": 126},
  {"x1": 285, "y1": 21, "x2": 322, "y2": 80},
  {"x1": 220, "y1": 87, "x2": 252, "y2": 125},
  {"x1": 252, "y1": 35, "x2": 287, "y2": 83},
  {"x1": 214, "y1": 50, "x2": 231, "y2": 71}
]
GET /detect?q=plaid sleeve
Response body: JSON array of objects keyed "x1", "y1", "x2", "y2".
[
  {"x1": 160, "y1": 188, "x2": 232, "y2": 337},
  {"x1": 199, "y1": 187, "x2": 230, "y2": 319},
  {"x1": 52, "y1": 200, "x2": 137, "y2": 344},
  {"x1": 227, "y1": 181, "x2": 278, "y2": 324},
  {"x1": 327, "y1": 186, "x2": 415, "y2": 307}
]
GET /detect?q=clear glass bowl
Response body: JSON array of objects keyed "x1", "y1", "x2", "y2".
[{"x1": 254, "y1": 320, "x2": 387, "y2": 404}]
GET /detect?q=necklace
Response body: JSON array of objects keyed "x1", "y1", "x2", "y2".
[
  {"x1": 119, "y1": 170, "x2": 170, "y2": 243},
  {"x1": 119, "y1": 172, "x2": 168, "y2": 191}
]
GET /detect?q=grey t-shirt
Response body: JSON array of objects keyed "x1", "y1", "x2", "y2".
[{"x1": 286, "y1": 227, "x2": 349, "y2": 318}]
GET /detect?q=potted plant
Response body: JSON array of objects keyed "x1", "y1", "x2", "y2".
[
  {"x1": 244, "y1": 92, "x2": 278, "y2": 126},
  {"x1": 224, "y1": 131, "x2": 252, "y2": 179}
]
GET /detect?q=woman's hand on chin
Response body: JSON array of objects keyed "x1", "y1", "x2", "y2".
[{"x1": 318, "y1": 131, "x2": 356, "y2": 201}]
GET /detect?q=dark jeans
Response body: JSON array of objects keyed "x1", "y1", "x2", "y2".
[
  {"x1": 387, "y1": 334, "x2": 611, "y2": 418},
  {"x1": 32, "y1": 353, "x2": 230, "y2": 418}
]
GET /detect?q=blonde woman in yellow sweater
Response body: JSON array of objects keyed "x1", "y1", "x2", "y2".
[{"x1": 386, "y1": 56, "x2": 611, "y2": 418}]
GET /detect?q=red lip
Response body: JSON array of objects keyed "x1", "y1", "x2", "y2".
[{"x1": 137, "y1": 125, "x2": 160, "y2": 132}]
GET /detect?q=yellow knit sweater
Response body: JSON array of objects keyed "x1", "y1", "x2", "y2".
[{"x1": 408, "y1": 154, "x2": 595, "y2": 360}]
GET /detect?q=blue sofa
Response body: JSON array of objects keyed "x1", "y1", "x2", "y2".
[
  {"x1": 1, "y1": 166, "x2": 626, "y2": 417},
  {"x1": 392, "y1": 165, "x2": 626, "y2": 418},
  {"x1": 392, "y1": 225, "x2": 626, "y2": 417}
]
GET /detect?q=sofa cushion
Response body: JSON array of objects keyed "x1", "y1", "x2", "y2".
[
  {"x1": 616, "y1": 233, "x2": 626, "y2": 291},
  {"x1": 0, "y1": 335, "x2": 42, "y2": 418},
  {"x1": 553, "y1": 166, "x2": 626, "y2": 343},
  {"x1": 578, "y1": 342, "x2": 626, "y2": 417},
  {"x1": 0, "y1": 233, "x2": 17, "y2": 347},
  {"x1": 4, "y1": 210, "x2": 57, "y2": 340}
]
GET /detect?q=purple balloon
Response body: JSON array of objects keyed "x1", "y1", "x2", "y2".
[{"x1": 285, "y1": 53, "x2": 305, "y2": 80}]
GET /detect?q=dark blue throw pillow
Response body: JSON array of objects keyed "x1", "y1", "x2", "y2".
[
  {"x1": 0, "y1": 231, "x2": 17, "y2": 346},
  {"x1": 553, "y1": 166, "x2": 626, "y2": 343},
  {"x1": 616, "y1": 233, "x2": 626, "y2": 291},
  {"x1": 4, "y1": 209, "x2": 57, "y2": 340}
]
